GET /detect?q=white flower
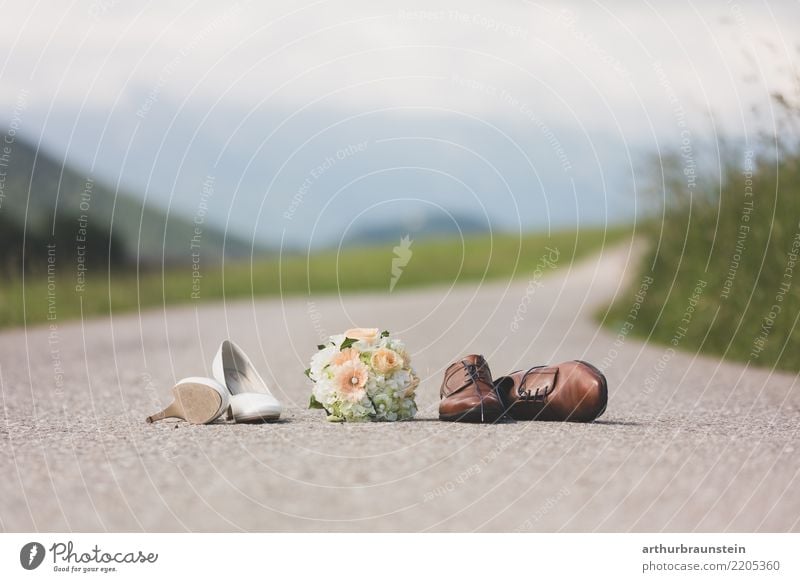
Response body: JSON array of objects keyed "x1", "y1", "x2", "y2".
[
  {"x1": 312, "y1": 378, "x2": 337, "y2": 408},
  {"x1": 309, "y1": 345, "x2": 337, "y2": 381}
]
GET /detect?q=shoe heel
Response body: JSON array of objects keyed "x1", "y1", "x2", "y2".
[{"x1": 145, "y1": 401, "x2": 181, "y2": 423}]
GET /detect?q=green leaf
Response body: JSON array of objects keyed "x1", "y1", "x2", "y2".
[
  {"x1": 326, "y1": 415, "x2": 344, "y2": 423},
  {"x1": 317, "y1": 344, "x2": 326, "y2": 350},
  {"x1": 340, "y1": 337, "x2": 358, "y2": 350},
  {"x1": 309, "y1": 394, "x2": 325, "y2": 410},
  {"x1": 380, "y1": 330, "x2": 390, "y2": 338},
  {"x1": 304, "y1": 368, "x2": 312, "y2": 379}
]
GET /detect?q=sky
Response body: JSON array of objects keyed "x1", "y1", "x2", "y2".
[{"x1": 1, "y1": 0, "x2": 798, "y2": 248}]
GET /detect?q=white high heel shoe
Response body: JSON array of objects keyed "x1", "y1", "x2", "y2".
[{"x1": 212, "y1": 340, "x2": 282, "y2": 423}]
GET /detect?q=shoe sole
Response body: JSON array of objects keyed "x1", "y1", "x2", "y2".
[
  {"x1": 439, "y1": 405, "x2": 505, "y2": 423},
  {"x1": 232, "y1": 412, "x2": 281, "y2": 423},
  {"x1": 147, "y1": 382, "x2": 224, "y2": 425},
  {"x1": 177, "y1": 383, "x2": 225, "y2": 424}
]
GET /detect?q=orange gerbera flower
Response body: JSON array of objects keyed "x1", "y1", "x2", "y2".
[
  {"x1": 334, "y1": 360, "x2": 369, "y2": 402},
  {"x1": 332, "y1": 347, "x2": 361, "y2": 367}
]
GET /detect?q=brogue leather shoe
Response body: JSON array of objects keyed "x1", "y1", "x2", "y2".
[
  {"x1": 439, "y1": 354, "x2": 504, "y2": 423},
  {"x1": 494, "y1": 360, "x2": 607, "y2": 422}
]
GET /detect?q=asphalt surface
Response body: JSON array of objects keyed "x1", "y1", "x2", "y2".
[{"x1": 1, "y1": 244, "x2": 798, "y2": 532}]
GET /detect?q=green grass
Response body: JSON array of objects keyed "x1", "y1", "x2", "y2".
[
  {"x1": 2, "y1": 226, "x2": 630, "y2": 329},
  {"x1": 601, "y1": 148, "x2": 800, "y2": 372}
]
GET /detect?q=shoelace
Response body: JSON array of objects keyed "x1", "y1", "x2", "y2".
[
  {"x1": 462, "y1": 361, "x2": 490, "y2": 422},
  {"x1": 518, "y1": 366, "x2": 547, "y2": 400}
]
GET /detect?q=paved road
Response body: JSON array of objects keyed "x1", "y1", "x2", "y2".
[{"x1": 1, "y1": 244, "x2": 798, "y2": 532}]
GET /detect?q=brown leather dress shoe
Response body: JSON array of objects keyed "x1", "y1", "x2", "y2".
[
  {"x1": 439, "y1": 354, "x2": 505, "y2": 423},
  {"x1": 494, "y1": 360, "x2": 607, "y2": 422}
]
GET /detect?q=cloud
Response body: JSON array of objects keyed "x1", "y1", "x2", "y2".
[
  {"x1": 1, "y1": 1, "x2": 797, "y2": 247},
  {"x1": 1, "y1": 0, "x2": 796, "y2": 133}
]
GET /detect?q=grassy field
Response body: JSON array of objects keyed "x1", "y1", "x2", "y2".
[
  {"x1": 601, "y1": 147, "x2": 800, "y2": 372},
  {"x1": 3, "y1": 226, "x2": 631, "y2": 329}
]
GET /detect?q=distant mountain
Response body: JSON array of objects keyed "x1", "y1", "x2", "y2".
[
  {"x1": 343, "y1": 211, "x2": 490, "y2": 246},
  {"x1": 0, "y1": 136, "x2": 256, "y2": 272}
]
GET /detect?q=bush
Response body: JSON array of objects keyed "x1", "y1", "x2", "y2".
[{"x1": 604, "y1": 140, "x2": 800, "y2": 371}]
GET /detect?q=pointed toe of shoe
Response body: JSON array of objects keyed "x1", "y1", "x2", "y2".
[
  {"x1": 229, "y1": 393, "x2": 282, "y2": 423},
  {"x1": 571, "y1": 361, "x2": 608, "y2": 421},
  {"x1": 554, "y1": 361, "x2": 607, "y2": 422}
]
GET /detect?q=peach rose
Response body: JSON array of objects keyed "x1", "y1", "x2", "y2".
[
  {"x1": 343, "y1": 327, "x2": 380, "y2": 345},
  {"x1": 334, "y1": 360, "x2": 369, "y2": 402},
  {"x1": 371, "y1": 347, "x2": 402, "y2": 374},
  {"x1": 332, "y1": 347, "x2": 361, "y2": 367}
]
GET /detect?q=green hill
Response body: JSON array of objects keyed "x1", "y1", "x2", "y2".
[{"x1": 0, "y1": 135, "x2": 254, "y2": 274}]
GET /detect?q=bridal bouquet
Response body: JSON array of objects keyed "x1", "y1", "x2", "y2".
[{"x1": 306, "y1": 328, "x2": 419, "y2": 422}]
